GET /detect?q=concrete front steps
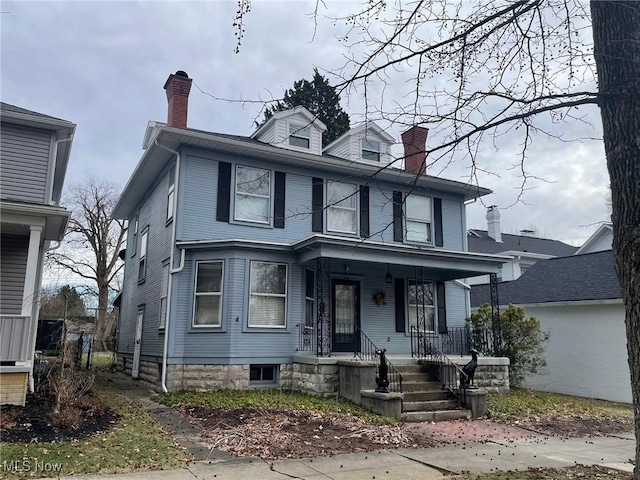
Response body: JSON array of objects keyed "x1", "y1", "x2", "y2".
[{"x1": 395, "y1": 363, "x2": 470, "y2": 422}]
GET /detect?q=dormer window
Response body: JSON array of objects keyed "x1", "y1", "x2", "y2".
[
  {"x1": 361, "y1": 139, "x2": 380, "y2": 162},
  {"x1": 289, "y1": 123, "x2": 310, "y2": 149}
]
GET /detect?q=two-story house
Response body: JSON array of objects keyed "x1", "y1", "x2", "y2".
[
  {"x1": 113, "y1": 71, "x2": 507, "y2": 398},
  {"x1": 0, "y1": 102, "x2": 75, "y2": 405}
]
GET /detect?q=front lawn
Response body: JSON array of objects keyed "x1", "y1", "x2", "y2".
[
  {"x1": 486, "y1": 388, "x2": 633, "y2": 436},
  {"x1": 1, "y1": 379, "x2": 190, "y2": 479}
]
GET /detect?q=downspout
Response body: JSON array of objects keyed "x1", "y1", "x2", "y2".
[
  {"x1": 155, "y1": 140, "x2": 184, "y2": 392},
  {"x1": 47, "y1": 133, "x2": 74, "y2": 205}
]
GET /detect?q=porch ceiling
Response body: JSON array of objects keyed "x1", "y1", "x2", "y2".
[{"x1": 294, "y1": 235, "x2": 510, "y2": 281}]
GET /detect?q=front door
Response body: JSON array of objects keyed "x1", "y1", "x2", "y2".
[
  {"x1": 131, "y1": 309, "x2": 144, "y2": 379},
  {"x1": 332, "y1": 280, "x2": 360, "y2": 353}
]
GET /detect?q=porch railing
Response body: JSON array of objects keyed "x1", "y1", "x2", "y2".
[
  {"x1": 0, "y1": 315, "x2": 31, "y2": 363},
  {"x1": 410, "y1": 326, "x2": 468, "y2": 408},
  {"x1": 296, "y1": 323, "x2": 317, "y2": 353},
  {"x1": 354, "y1": 325, "x2": 403, "y2": 396},
  {"x1": 419, "y1": 327, "x2": 471, "y2": 356}
]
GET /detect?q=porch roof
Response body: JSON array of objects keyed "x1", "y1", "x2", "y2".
[
  {"x1": 294, "y1": 235, "x2": 509, "y2": 281},
  {"x1": 174, "y1": 235, "x2": 509, "y2": 281}
]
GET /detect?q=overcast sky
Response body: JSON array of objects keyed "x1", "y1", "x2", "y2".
[{"x1": 2, "y1": 1, "x2": 610, "y2": 249}]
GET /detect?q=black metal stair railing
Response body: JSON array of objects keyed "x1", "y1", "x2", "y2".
[
  {"x1": 353, "y1": 325, "x2": 403, "y2": 396},
  {"x1": 410, "y1": 326, "x2": 468, "y2": 408}
]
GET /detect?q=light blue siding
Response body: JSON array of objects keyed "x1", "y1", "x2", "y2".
[
  {"x1": 0, "y1": 123, "x2": 51, "y2": 204},
  {"x1": 117, "y1": 164, "x2": 174, "y2": 360}
]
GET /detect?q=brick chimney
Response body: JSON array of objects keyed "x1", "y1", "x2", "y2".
[
  {"x1": 164, "y1": 70, "x2": 192, "y2": 129},
  {"x1": 401, "y1": 126, "x2": 429, "y2": 175},
  {"x1": 486, "y1": 206, "x2": 502, "y2": 243}
]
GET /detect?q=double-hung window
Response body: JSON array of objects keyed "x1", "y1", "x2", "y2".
[
  {"x1": 193, "y1": 261, "x2": 224, "y2": 327},
  {"x1": 304, "y1": 269, "x2": 315, "y2": 328},
  {"x1": 234, "y1": 165, "x2": 271, "y2": 224},
  {"x1": 326, "y1": 181, "x2": 357, "y2": 234},
  {"x1": 249, "y1": 261, "x2": 287, "y2": 328},
  {"x1": 159, "y1": 262, "x2": 169, "y2": 329},
  {"x1": 167, "y1": 165, "x2": 175, "y2": 222},
  {"x1": 405, "y1": 195, "x2": 432, "y2": 243},
  {"x1": 289, "y1": 123, "x2": 310, "y2": 149},
  {"x1": 138, "y1": 227, "x2": 148, "y2": 282},
  {"x1": 131, "y1": 215, "x2": 138, "y2": 257},
  {"x1": 361, "y1": 139, "x2": 380, "y2": 162},
  {"x1": 408, "y1": 281, "x2": 435, "y2": 332}
]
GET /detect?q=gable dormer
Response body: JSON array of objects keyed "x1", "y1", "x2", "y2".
[
  {"x1": 251, "y1": 106, "x2": 327, "y2": 156},
  {"x1": 323, "y1": 122, "x2": 394, "y2": 165}
]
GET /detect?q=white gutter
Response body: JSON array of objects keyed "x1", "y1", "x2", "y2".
[
  {"x1": 46, "y1": 132, "x2": 74, "y2": 205},
  {"x1": 154, "y1": 140, "x2": 183, "y2": 393}
]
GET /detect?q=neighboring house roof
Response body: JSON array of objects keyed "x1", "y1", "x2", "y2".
[
  {"x1": 470, "y1": 250, "x2": 621, "y2": 306},
  {"x1": 113, "y1": 125, "x2": 492, "y2": 219},
  {"x1": 0, "y1": 102, "x2": 70, "y2": 123},
  {"x1": 468, "y1": 229, "x2": 578, "y2": 256},
  {"x1": 575, "y1": 223, "x2": 613, "y2": 255}
]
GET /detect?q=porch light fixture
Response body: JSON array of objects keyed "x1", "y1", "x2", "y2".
[{"x1": 385, "y1": 265, "x2": 393, "y2": 284}]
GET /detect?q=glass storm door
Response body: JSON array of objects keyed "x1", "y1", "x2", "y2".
[{"x1": 332, "y1": 280, "x2": 360, "y2": 353}]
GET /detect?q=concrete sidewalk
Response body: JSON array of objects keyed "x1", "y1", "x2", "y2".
[
  {"x1": 41, "y1": 373, "x2": 635, "y2": 479},
  {"x1": 42, "y1": 433, "x2": 636, "y2": 480}
]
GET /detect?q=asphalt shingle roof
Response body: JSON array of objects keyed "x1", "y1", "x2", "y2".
[
  {"x1": 0, "y1": 102, "x2": 70, "y2": 123},
  {"x1": 470, "y1": 250, "x2": 621, "y2": 306},
  {"x1": 468, "y1": 229, "x2": 578, "y2": 256}
]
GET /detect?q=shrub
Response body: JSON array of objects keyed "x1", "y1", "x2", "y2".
[{"x1": 468, "y1": 303, "x2": 550, "y2": 386}]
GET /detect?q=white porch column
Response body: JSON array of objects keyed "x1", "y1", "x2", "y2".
[{"x1": 21, "y1": 225, "x2": 43, "y2": 317}]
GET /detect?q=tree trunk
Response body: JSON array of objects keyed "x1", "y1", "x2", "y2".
[{"x1": 591, "y1": 1, "x2": 640, "y2": 476}]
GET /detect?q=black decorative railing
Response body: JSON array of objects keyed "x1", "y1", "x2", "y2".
[
  {"x1": 417, "y1": 327, "x2": 470, "y2": 356},
  {"x1": 297, "y1": 323, "x2": 317, "y2": 353},
  {"x1": 410, "y1": 326, "x2": 468, "y2": 407},
  {"x1": 354, "y1": 325, "x2": 403, "y2": 396}
]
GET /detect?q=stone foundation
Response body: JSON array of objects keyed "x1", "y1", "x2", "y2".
[
  {"x1": 138, "y1": 360, "x2": 161, "y2": 385},
  {"x1": 166, "y1": 364, "x2": 250, "y2": 391},
  {"x1": 448, "y1": 357, "x2": 510, "y2": 393},
  {"x1": 291, "y1": 357, "x2": 339, "y2": 397}
]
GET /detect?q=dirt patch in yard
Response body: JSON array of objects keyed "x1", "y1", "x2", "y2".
[
  {"x1": 177, "y1": 405, "x2": 440, "y2": 460},
  {"x1": 512, "y1": 414, "x2": 635, "y2": 437},
  {"x1": 0, "y1": 392, "x2": 118, "y2": 443}
]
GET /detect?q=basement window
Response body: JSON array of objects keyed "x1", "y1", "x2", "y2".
[{"x1": 249, "y1": 364, "x2": 278, "y2": 386}]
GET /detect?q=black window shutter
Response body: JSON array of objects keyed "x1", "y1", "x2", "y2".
[
  {"x1": 274, "y1": 171, "x2": 286, "y2": 229},
  {"x1": 434, "y1": 197, "x2": 443, "y2": 247},
  {"x1": 359, "y1": 186, "x2": 370, "y2": 238},
  {"x1": 436, "y1": 281, "x2": 448, "y2": 334},
  {"x1": 395, "y1": 278, "x2": 406, "y2": 333},
  {"x1": 312, "y1": 177, "x2": 324, "y2": 232},
  {"x1": 393, "y1": 191, "x2": 403, "y2": 242},
  {"x1": 216, "y1": 162, "x2": 232, "y2": 222}
]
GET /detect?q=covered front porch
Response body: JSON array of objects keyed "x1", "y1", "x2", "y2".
[{"x1": 293, "y1": 235, "x2": 508, "y2": 360}]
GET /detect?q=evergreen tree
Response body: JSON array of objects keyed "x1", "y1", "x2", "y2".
[
  {"x1": 261, "y1": 69, "x2": 350, "y2": 146},
  {"x1": 40, "y1": 285, "x2": 87, "y2": 319}
]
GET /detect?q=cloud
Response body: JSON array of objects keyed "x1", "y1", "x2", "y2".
[{"x1": 1, "y1": 0, "x2": 609, "y2": 249}]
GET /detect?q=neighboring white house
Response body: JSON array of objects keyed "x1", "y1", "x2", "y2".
[
  {"x1": 467, "y1": 206, "x2": 577, "y2": 285},
  {"x1": 471, "y1": 249, "x2": 630, "y2": 404},
  {"x1": 575, "y1": 223, "x2": 613, "y2": 255}
]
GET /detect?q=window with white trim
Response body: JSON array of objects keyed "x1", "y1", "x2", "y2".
[
  {"x1": 408, "y1": 280, "x2": 435, "y2": 332},
  {"x1": 249, "y1": 261, "x2": 287, "y2": 328},
  {"x1": 304, "y1": 268, "x2": 315, "y2": 328},
  {"x1": 326, "y1": 181, "x2": 357, "y2": 234},
  {"x1": 234, "y1": 165, "x2": 271, "y2": 224},
  {"x1": 138, "y1": 227, "x2": 148, "y2": 282},
  {"x1": 131, "y1": 215, "x2": 138, "y2": 257},
  {"x1": 159, "y1": 262, "x2": 169, "y2": 329},
  {"x1": 361, "y1": 139, "x2": 380, "y2": 162},
  {"x1": 167, "y1": 165, "x2": 176, "y2": 222},
  {"x1": 193, "y1": 261, "x2": 224, "y2": 327},
  {"x1": 405, "y1": 195, "x2": 432, "y2": 243},
  {"x1": 289, "y1": 123, "x2": 310, "y2": 149}
]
